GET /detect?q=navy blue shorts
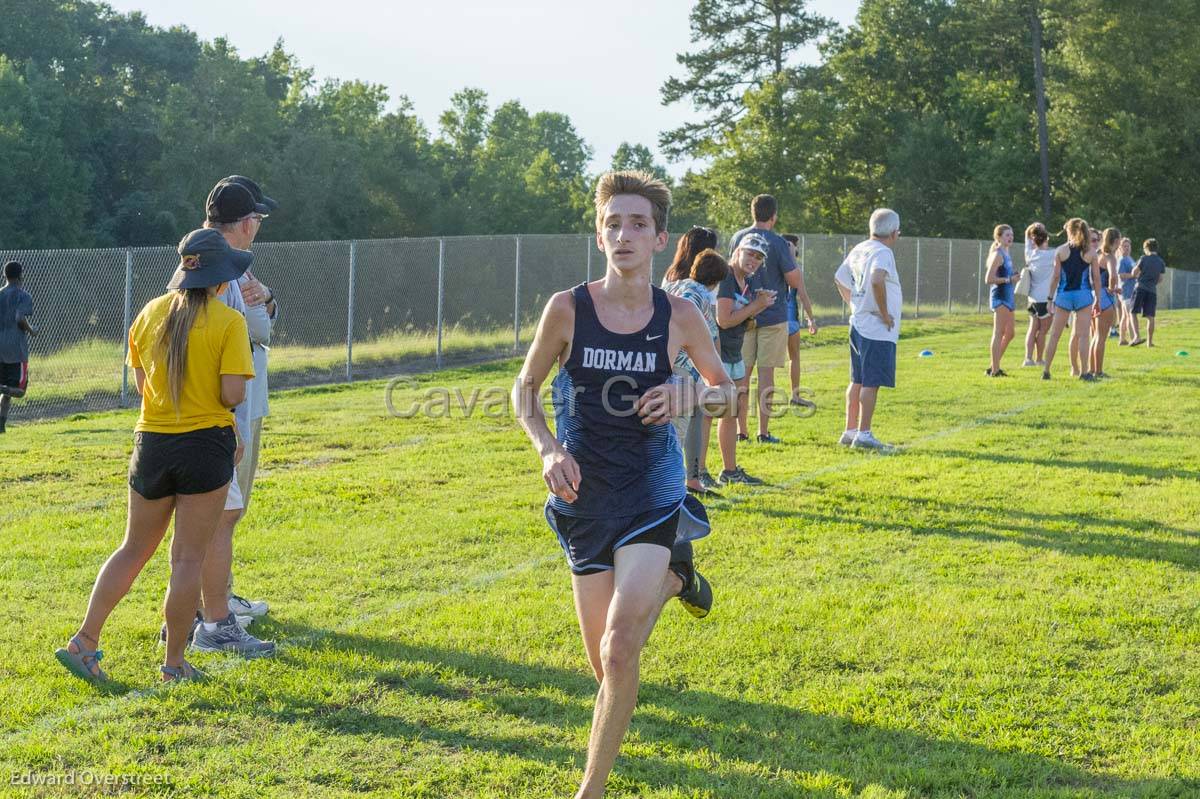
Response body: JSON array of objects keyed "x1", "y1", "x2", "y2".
[
  {"x1": 1132, "y1": 288, "x2": 1157, "y2": 318},
  {"x1": 545, "y1": 495, "x2": 711, "y2": 575},
  {"x1": 849, "y1": 327, "x2": 896, "y2": 389},
  {"x1": 547, "y1": 504, "x2": 680, "y2": 575}
]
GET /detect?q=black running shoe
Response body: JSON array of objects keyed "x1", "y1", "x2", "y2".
[
  {"x1": 1080, "y1": 372, "x2": 1096, "y2": 382},
  {"x1": 736, "y1": 433, "x2": 750, "y2": 443},
  {"x1": 669, "y1": 541, "x2": 712, "y2": 619},
  {"x1": 756, "y1": 433, "x2": 782, "y2": 444},
  {"x1": 1042, "y1": 371, "x2": 1051, "y2": 380}
]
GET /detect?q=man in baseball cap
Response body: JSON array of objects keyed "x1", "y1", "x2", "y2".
[{"x1": 187, "y1": 175, "x2": 281, "y2": 650}]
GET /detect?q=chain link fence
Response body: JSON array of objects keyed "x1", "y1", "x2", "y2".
[{"x1": 2, "y1": 234, "x2": 1194, "y2": 421}]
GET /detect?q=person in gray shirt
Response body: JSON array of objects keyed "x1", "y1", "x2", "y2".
[
  {"x1": 0, "y1": 261, "x2": 38, "y2": 433},
  {"x1": 186, "y1": 177, "x2": 281, "y2": 658}
]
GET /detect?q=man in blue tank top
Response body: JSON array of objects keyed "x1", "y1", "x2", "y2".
[{"x1": 514, "y1": 171, "x2": 736, "y2": 799}]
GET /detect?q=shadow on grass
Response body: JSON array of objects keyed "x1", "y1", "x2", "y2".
[
  {"x1": 225, "y1": 622, "x2": 1191, "y2": 798},
  {"x1": 761, "y1": 502, "x2": 1199, "y2": 570},
  {"x1": 929, "y1": 448, "x2": 1200, "y2": 484}
]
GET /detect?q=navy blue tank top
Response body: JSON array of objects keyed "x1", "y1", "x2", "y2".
[
  {"x1": 1059, "y1": 247, "x2": 1092, "y2": 292},
  {"x1": 1098, "y1": 260, "x2": 1111, "y2": 296},
  {"x1": 990, "y1": 247, "x2": 1013, "y2": 305},
  {"x1": 549, "y1": 283, "x2": 684, "y2": 518}
]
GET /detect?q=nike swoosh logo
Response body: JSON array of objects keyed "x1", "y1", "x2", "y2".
[{"x1": 646, "y1": 334, "x2": 664, "y2": 341}]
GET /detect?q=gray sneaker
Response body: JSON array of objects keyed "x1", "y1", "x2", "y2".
[
  {"x1": 698, "y1": 471, "x2": 721, "y2": 491},
  {"x1": 718, "y1": 466, "x2": 764, "y2": 486},
  {"x1": 850, "y1": 431, "x2": 893, "y2": 452},
  {"x1": 838, "y1": 429, "x2": 857, "y2": 447},
  {"x1": 191, "y1": 613, "x2": 276, "y2": 658}
]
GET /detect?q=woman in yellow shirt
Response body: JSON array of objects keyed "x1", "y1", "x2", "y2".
[{"x1": 56, "y1": 228, "x2": 255, "y2": 684}]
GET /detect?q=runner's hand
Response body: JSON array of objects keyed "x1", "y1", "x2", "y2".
[
  {"x1": 637, "y1": 382, "x2": 681, "y2": 426},
  {"x1": 542, "y1": 447, "x2": 581, "y2": 503},
  {"x1": 807, "y1": 318, "x2": 818, "y2": 335}
]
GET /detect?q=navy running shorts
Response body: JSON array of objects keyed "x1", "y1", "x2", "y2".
[
  {"x1": 1027, "y1": 301, "x2": 1049, "y2": 319},
  {"x1": 1132, "y1": 288, "x2": 1157, "y2": 318},
  {"x1": 546, "y1": 504, "x2": 680, "y2": 575},
  {"x1": 849, "y1": 326, "x2": 896, "y2": 389}
]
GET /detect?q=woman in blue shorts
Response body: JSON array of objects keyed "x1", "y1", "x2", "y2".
[
  {"x1": 1042, "y1": 218, "x2": 1100, "y2": 380},
  {"x1": 1117, "y1": 238, "x2": 1137, "y2": 344},
  {"x1": 984, "y1": 224, "x2": 1017, "y2": 376},
  {"x1": 1089, "y1": 227, "x2": 1120, "y2": 377}
]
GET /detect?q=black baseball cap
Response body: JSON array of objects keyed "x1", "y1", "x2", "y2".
[
  {"x1": 205, "y1": 181, "x2": 272, "y2": 224},
  {"x1": 167, "y1": 229, "x2": 254, "y2": 290},
  {"x1": 219, "y1": 174, "x2": 279, "y2": 212}
]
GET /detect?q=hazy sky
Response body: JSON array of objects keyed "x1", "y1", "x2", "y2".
[{"x1": 104, "y1": 0, "x2": 861, "y2": 175}]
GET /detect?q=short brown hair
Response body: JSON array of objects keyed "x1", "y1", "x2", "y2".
[
  {"x1": 690, "y1": 248, "x2": 729, "y2": 287},
  {"x1": 1144, "y1": 238, "x2": 1158, "y2": 253},
  {"x1": 593, "y1": 170, "x2": 671, "y2": 234},
  {"x1": 751, "y1": 194, "x2": 777, "y2": 223}
]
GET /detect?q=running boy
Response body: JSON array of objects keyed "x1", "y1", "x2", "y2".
[{"x1": 513, "y1": 171, "x2": 735, "y2": 799}]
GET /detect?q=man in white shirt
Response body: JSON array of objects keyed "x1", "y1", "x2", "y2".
[{"x1": 833, "y1": 209, "x2": 902, "y2": 451}]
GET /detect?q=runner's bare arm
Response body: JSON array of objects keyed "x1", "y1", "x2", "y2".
[{"x1": 513, "y1": 291, "x2": 580, "y2": 502}]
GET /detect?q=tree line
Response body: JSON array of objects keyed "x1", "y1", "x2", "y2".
[
  {"x1": 664, "y1": 0, "x2": 1199, "y2": 264},
  {"x1": 2, "y1": 0, "x2": 1196, "y2": 264}
]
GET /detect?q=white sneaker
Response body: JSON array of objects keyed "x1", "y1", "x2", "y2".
[
  {"x1": 1022, "y1": 358, "x2": 1036, "y2": 367},
  {"x1": 838, "y1": 429, "x2": 858, "y2": 447},
  {"x1": 229, "y1": 594, "x2": 269, "y2": 618},
  {"x1": 850, "y1": 431, "x2": 892, "y2": 451}
]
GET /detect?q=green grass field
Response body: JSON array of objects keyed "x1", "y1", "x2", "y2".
[{"x1": 1, "y1": 313, "x2": 1197, "y2": 798}]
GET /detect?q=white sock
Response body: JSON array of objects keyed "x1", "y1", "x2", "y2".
[
  {"x1": 844, "y1": 428, "x2": 857, "y2": 434},
  {"x1": 860, "y1": 429, "x2": 871, "y2": 436},
  {"x1": 202, "y1": 621, "x2": 219, "y2": 632}
]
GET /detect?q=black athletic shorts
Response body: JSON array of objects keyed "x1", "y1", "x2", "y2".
[
  {"x1": 1132, "y1": 288, "x2": 1157, "y2": 318},
  {"x1": 129, "y1": 425, "x2": 236, "y2": 500},
  {"x1": 546, "y1": 504, "x2": 680, "y2": 575},
  {"x1": 1027, "y1": 301, "x2": 1050, "y2": 319},
  {"x1": 0, "y1": 361, "x2": 28, "y2": 392}
]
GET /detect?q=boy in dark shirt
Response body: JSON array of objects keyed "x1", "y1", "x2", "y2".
[{"x1": 1130, "y1": 239, "x2": 1166, "y2": 346}]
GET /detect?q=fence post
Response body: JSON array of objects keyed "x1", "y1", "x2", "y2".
[
  {"x1": 976, "y1": 240, "x2": 983, "y2": 314},
  {"x1": 345, "y1": 241, "x2": 356, "y2": 382},
  {"x1": 915, "y1": 238, "x2": 921, "y2": 318},
  {"x1": 513, "y1": 236, "x2": 521, "y2": 353},
  {"x1": 947, "y1": 239, "x2": 954, "y2": 314},
  {"x1": 586, "y1": 235, "x2": 592, "y2": 282},
  {"x1": 436, "y1": 238, "x2": 445, "y2": 369},
  {"x1": 121, "y1": 248, "x2": 132, "y2": 406}
]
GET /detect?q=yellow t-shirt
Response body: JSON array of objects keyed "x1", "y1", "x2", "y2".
[{"x1": 128, "y1": 293, "x2": 255, "y2": 434}]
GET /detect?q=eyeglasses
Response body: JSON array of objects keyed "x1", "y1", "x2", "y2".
[{"x1": 241, "y1": 213, "x2": 268, "y2": 223}]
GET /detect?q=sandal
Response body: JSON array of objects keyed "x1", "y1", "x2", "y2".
[
  {"x1": 160, "y1": 660, "x2": 207, "y2": 683},
  {"x1": 55, "y1": 633, "x2": 108, "y2": 684}
]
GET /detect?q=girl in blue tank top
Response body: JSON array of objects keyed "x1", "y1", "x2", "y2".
[
  {"x1": 1089, "y1": 227, "x2": 1121, "y2": 377},
  {"x1": 985, "y1": 224, "x2": 1017, "y2": 376},
  {"x1": 1042, "y1": 218, "x2": 1100, "y2": 380}
]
